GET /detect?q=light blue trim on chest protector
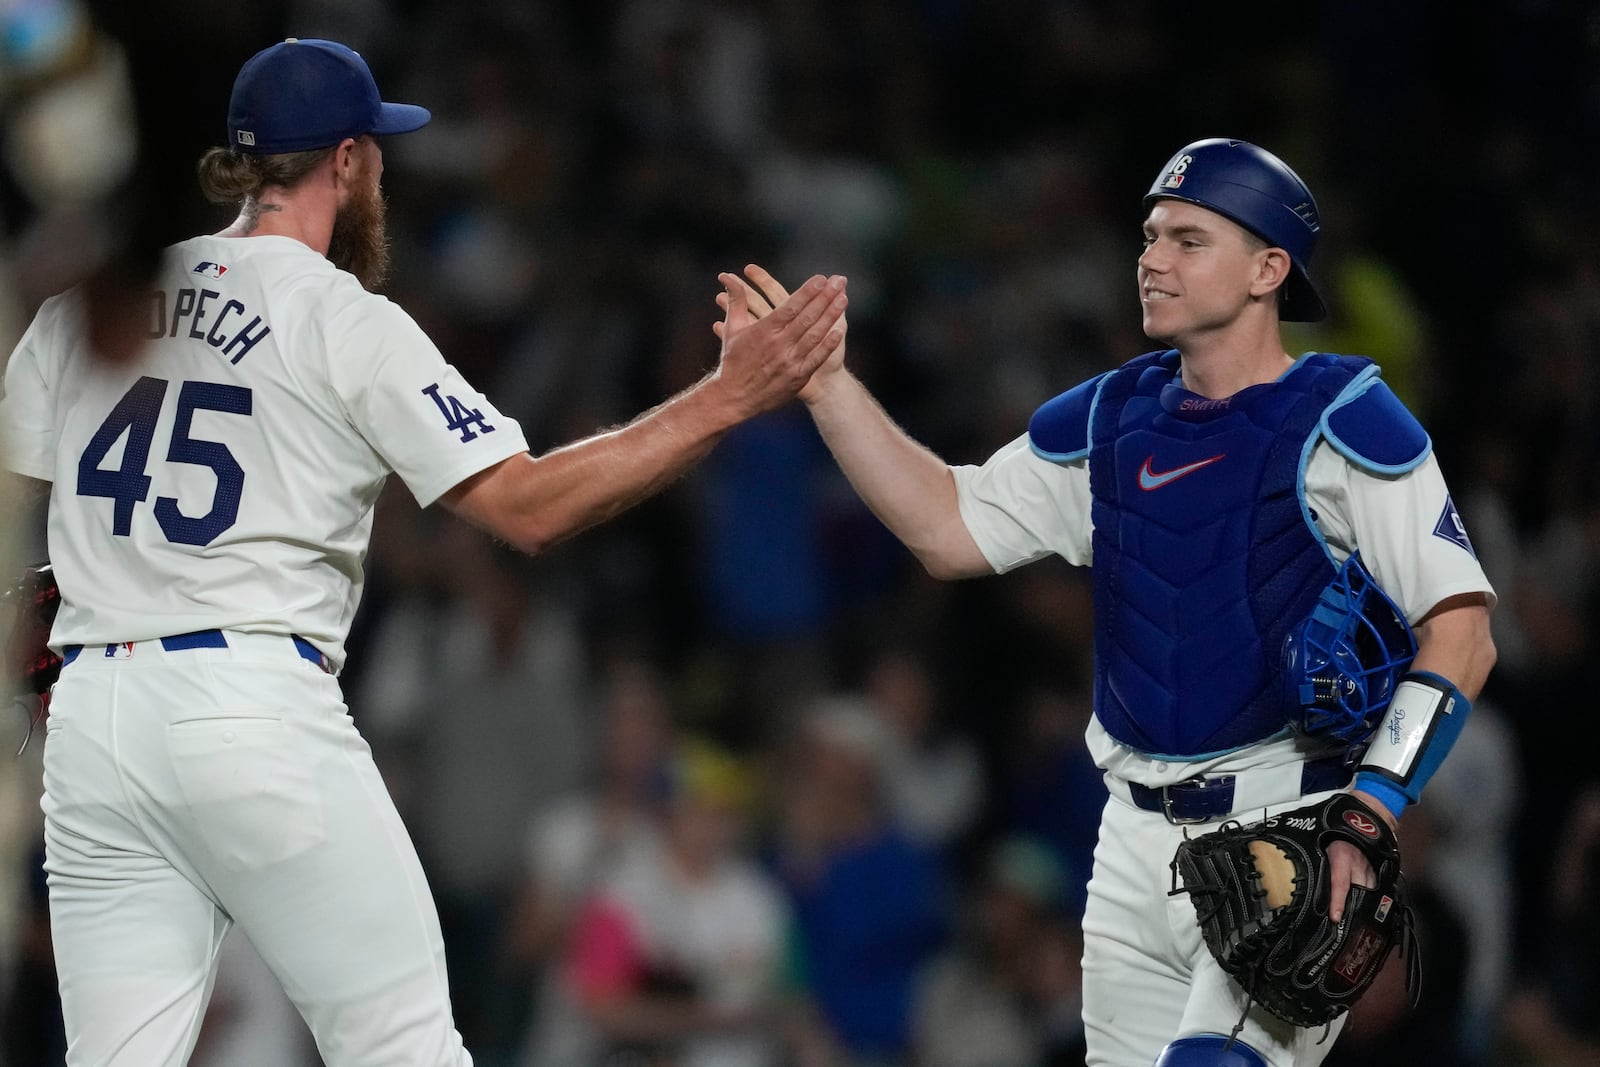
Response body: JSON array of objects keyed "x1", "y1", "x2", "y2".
[
  {"x1": 1027, "y1": 371, "x2": 1109, "y2": 463},
  {"x1": 1317, "y1": 365, "x2": 1431, "y2": 474},
  {"x1": 1026, "y1": 360, "x2": 1430, "y2": 473}
]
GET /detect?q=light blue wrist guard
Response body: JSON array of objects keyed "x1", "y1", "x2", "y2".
[
  {"x1": 1353, "y1": 772, "x2": 1410, "y2": 818},
  {"x1": 1356, "y1": 670, "x2": 1470, "y2": 813}
]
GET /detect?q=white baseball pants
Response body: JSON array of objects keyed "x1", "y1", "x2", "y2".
[
  {"x1": 41, "y1": 633, "x2": 472, "y2": 1066},
  {"x1": 1080, "y1": 790, "x2": 1348, "y2": 1067}
]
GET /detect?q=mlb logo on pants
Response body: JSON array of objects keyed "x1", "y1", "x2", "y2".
[{"x1": 103, "y1": 642, "x2": 135, "y2": 660}]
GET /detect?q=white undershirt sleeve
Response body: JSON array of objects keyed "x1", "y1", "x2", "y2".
[{"x1": 952, "y1": 434, "x2": 1094, "y2": 573}]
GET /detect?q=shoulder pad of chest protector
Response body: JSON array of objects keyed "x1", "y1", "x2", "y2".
[
  {"x1": 1320, "y1": 367, "x2": 1431, "y2": 474},
  {"x1": 1027, "y1": 372, "x2": 1109, "y2": 462}
]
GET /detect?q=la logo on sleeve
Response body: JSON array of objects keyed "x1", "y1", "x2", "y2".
[{"x1": 421, "y1": 383, "x2": 495, "y2": 443}]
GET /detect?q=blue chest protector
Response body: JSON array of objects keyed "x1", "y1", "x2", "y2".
[{"x1": 1028, "y1": 350, "x2": 1427, "y2": 757}]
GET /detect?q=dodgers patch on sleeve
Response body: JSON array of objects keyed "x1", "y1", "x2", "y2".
[
  {"x1": 422, "y1": 382, "x2": 496, "y2": 442},
  {"x1": 1431, "y1": 495, "x2": 1476, "y2": 557}
]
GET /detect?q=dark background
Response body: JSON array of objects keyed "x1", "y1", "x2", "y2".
[{"x1": 3, "y1": 2, "x2": 1598, "y2": 1065}]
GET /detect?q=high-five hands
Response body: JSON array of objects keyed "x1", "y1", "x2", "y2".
[
  {"x1": 711, "y1": 269, "x2": 847, "y2": 418},
  {"x1": 715, "y1": 264, "x2": 849, "y2": 404}
]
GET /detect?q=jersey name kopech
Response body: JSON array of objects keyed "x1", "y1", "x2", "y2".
[
  {"x1": 1082, "y1": 351, "x2": 1367, "y2": 756},
  {"x1": 145, "y1": 274, "x2": 273, "y2": 364},
  {"x1": 0, "y1": 234, "x2": 529, "y2": 667}
]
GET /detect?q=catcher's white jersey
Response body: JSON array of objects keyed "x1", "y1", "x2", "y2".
[
  {"x1": 952, "y1": 429, "x2": 1497, "y2": 786},
  {"x1": 952, "y1": 433, "x2": 1494, "y2": 625},
  {"x1": 0, "y1": 234, "x2": 528, "y2": 668}
]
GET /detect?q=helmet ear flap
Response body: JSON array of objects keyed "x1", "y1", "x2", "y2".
[{"x1": 1282, "y1": 555, "x2": 1417, "y2": 744}]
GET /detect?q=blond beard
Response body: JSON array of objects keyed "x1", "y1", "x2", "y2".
[{"x1": 328, "y1": 167, "x2": 391, "y2": 292}]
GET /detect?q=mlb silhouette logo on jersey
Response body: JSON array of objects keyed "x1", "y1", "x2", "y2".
[
  {"x1": 422, "y1": 383, "x2": 495, "y2": 442},
  {"x1": 192, "y1": 262, "x2": 229, "y2": 279}
]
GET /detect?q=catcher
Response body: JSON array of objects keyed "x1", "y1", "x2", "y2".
[{"x1": 715, "y1": 136, "x2": 1497, "y2": 1067}]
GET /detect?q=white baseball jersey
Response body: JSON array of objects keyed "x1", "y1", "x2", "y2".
[
  {"x1": 0, "y1": 233, "x2": 528, "y2": 669},
  {"x1": 953, "y1": 432, "x2": 1496, "y2": 775},
  {"x1": 953, "y1": 434, "x2": 1493, "y2": 627}
]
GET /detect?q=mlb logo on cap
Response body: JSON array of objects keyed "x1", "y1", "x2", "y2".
[{"x1": 227, "y1": 38, "x2": 430, "y2": 155}]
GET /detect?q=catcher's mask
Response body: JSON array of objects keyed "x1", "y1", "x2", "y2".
[{"x1": 1282, "y1": 554, "x2": 1416, "y2": 744}]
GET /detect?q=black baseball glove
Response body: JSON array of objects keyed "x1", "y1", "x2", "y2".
[
  {"x1": 7, "y1": 561, "x2": 62, "y2": 695},
  {"x1": 1170, "y1": 792, "x2": 1418, "y2": 1028}
]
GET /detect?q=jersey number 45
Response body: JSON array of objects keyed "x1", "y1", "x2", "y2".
[{"x1": 77, "y1": 375, "x2": 252, "y2": 546}]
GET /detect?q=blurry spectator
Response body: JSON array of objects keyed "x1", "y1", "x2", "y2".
[
  {"x1": 768, "y1": 696, "x2": 950, "y2": 1067},
  {"x1": 1416, "y1": 697, "x2": 1522, "y2": 1059},
  {"x1": 1454, "y1": 431, "x2": 1529, "y2": 676},
  {"x1": 549, "y1": 737, "x2": 810, "y2": 1067},
  {"x1": 515, "y1": 658, "x2": 676, "y2": 1067},
  {"x1": 190, "y1": 932, "x2": 314, "y2": 1067},
  {"x1": 999, "y1": 681, "x2": 1103, "y2": 919},
  {"x1": 1028, "y1": 915, "x2": 1087, "y2": 1067},
  {"x1": 910, "y1": 835, "x2": 1085, "y2": 1067},
  {"x1": 0, "y1": 674, "x2": 45, "y2": 1066},
  {"x1": 407, "y1": 526, "x2": 592, "y2": 1062},
  {"x1": 1280, "y1": 213, "x2": 1430, "y2": 413},
  {"x1": 2, "y1": 3, "x2": 1593, "y2": 1062},
  {"x1": 0, "y1": 841, "x2": 62, "y2": 1066},
  {"x1": 1501, "y1": 783, "x2": 1600, "y2": 1067},
  {"x1": 687, "y1": 406, "x2": 842, "y2": 736},
  {"x1": 859, "y1": 640, "x2": 984, "y2": 854},
  {"x1": 1498, "y1": 488, "x2": 1600, "y2": 962},
  {"x1": 1322, "y1": 803, "x2": 1474, "y2": 1067},
  {"x1": 609, "y1": 0, "x2": 772, "y2": 155}
]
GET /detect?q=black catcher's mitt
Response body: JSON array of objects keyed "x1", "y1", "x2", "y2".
[
  {"x1": 1170, "y1": 792, "x2": 1418, "y2": 1028},
  {"x1": 6, "y1": 561, "x2": 62, "y2": 695}
]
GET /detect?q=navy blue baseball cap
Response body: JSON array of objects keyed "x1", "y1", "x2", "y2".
[{"x1": 227, "y1": 38, "x2": 430, "y2": 155}]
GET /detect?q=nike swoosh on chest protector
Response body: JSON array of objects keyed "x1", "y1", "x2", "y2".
[{"x1": 1137, "y1": 453, "x2": 1225, "y2": 490}]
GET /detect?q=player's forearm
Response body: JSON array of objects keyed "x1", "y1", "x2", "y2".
[
  {"x1": 448, "y1": 275, "x2": 847, "y2": 552},
  {"x1": 1354, "y1": 593, "x2": 1495, "y2": 819},
  {"x1": 1409, "y1": 593, "x2": 1496, "y2": 699},
  {"x1": 446, "y1": 377, "x2": 739, "y2": 555},
  {"x1": 803, "y1": 369, "x2": 990, "y2": 579}
]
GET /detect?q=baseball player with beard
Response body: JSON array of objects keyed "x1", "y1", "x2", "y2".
[
  {"x1": 0, "y1": 37, "x2": 847, "y2": 1066},
  {"x1": 720, "y1": 139, "x2": 1496, "y2": 1066}
]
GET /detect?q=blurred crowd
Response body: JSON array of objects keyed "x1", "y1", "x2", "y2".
[{"x1": 3, "y1": 1, "x2": 1600, "y2": 1065}]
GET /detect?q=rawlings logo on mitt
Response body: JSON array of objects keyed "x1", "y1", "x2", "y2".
[{"x1": 1170, "y1": 792, "x2": 1419, "y2": 1028}]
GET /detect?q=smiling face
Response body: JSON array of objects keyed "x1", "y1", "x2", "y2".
[{"x1": 1137, "y1": 199, "x2": 1286, "y2": 347}]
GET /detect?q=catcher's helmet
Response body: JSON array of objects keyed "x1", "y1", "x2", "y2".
[
  {"x1": 1145, "y1": 138, "x2": 1326, "y2": 322},
  {"x1": 1281, "y1": 554, "x2": 1417, "y2": 746}
]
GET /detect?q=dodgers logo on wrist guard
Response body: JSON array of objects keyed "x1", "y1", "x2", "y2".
[{"x1": 1281, "y1": 554, "x2": 1416, "y2": 746}]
